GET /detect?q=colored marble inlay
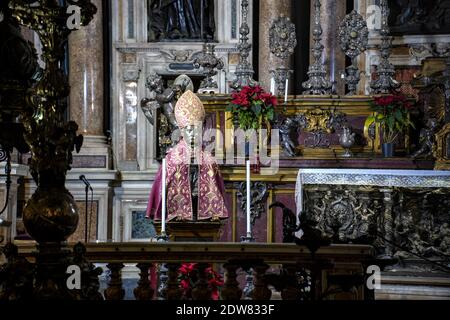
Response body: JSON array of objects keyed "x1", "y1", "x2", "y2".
[{"x1": 132, "y1": 211, "x2": 157, "y2": 239}]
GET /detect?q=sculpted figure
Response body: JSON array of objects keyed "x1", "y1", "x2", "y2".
[
  {"x1": 141, "y1": 74, "x2": 194, "y2": 149},
  {"x1": 146, "y1": 91, "x2": 228, "y2": 222}
]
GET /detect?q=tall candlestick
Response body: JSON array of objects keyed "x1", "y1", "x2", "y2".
[
  {"x1": 161, "y1": 158, "x2": 167, "y2": 235},
  {"x1": 284, "y1": 79, "x2": 289, "y2": 103},
  {"x1": 246, "y1": 160, "x2": 251, "y2": 237}
]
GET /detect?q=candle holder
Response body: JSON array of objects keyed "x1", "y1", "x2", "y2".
[
  {"x1": 240, "y1": 235, "x2": 256, "y2": 243},
  {"x1": 240, "y1": 235, "x2": 255, "y2": 299},
  {"x1": 230, "y1": 0, "x2": 257, "y2": 91},
  {"x1": 269, "y1": 68, "x2": 293, "y2": 96},
  {"x1": 370, "y1": 0, "x2": 400, "y2": 94},
  {"x1": 156, "y1": 232, "x2": 169, "y2": 242},
  {"x1": 302, "y1": 0, "x2": 333, "y2": 95},
  {"x1": 269, "y1": 15, "x2": 296, "y2": 98},
  {"x1": 156, "y1": 231, "x2": 169, "y2": 300}
]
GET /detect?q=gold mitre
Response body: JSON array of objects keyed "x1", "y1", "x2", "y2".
[{"x1": 174, "y1": 90, "x2": 205, "y2": 128}]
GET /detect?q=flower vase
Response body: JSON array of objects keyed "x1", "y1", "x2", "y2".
[
  {"x1": 244, "y1": 140, "x2": 250, "y2": 158},
  {"x1": 244, "y1": 139, "x2": 261, "y2": 174},
  {"x1": 382, "y1": 143, "x2": 394, "y2": 158},
  {"x1": 252, "y1": 149, "x2": 261, "y2": 174}
]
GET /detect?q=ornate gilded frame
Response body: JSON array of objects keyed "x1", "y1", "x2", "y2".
[{"x1": 434, "y1": 123, "x2": 450, "y2": 170}]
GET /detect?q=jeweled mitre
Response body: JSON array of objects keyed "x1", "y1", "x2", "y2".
[{"x1": 174, "y1": 90, "x2": 205, "y2": 128}]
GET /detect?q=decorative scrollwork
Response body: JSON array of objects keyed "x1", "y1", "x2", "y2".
[
  {"x1": 300, "y1": 108, "x2": 346, "y2": 134},
  {"x1": 276, "y1": 109, "x2": 347, "y2": 154},
  {"x1": 305, "y1": 186, "x2": 382, "y2": 244},
  {"x1": 237, "y1": 182, "x2": 268, "y2": 226},
  {"x1": 393, "y1": 189, "x2": 450, "y2": 263},
  {"x1": 0, "y1": 144, "x2": 7, "y2": 163},
  {"x1": 269, "y1": 16, "x2": 297, "y2": 60}
]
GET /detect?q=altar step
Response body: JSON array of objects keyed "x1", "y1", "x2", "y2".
[{"x1": 376, "y1": 275, "x2": 450, "y2": 300}]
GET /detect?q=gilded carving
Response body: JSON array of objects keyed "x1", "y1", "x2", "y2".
[
  {"x1": 434, "y1": 123, "x2": 450, "y2": 170},
  {"x1": 237, "y1": 182, "x2": 268, "y2": 226},
  {"x1": 275, "y1": 108, "x2": 347, "y2": 154}
]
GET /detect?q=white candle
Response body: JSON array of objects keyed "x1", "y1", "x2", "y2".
[
  {"x1": 295, "y1": 171, "x2": 304, "y2": 239},
  {"x1": 299, "y1": 173, "x2": 303, "y2": 214},
  {"x1": 284, "y1": 79, "x2": 289, "y2": 103},
  {"x1": 161, "y1": 158, "x2": 167, "y2": 234},
  {"x1": 270, "y1": 77, "x2": 275, "y2": 96},
  {"x1": 246, "y1": 160, "x2": 251, "y2": 237}
]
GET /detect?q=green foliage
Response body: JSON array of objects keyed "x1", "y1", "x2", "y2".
[
  {"x1": 228, "y1": 85, "x2": 278, "y2": 132},
  {"x1": 365, "y1": 94, "x2": 415, "y2": 143}
]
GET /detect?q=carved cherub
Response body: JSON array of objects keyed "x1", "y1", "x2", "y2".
[
  {"x1": 141, "y1": 74, "x2": 194, "y2": 151},
  {"x1": 277, "y1": 117, "x2": 298, "y2": 157},
  {"x1": 412, "y1": 118, "x2": 439, "y2": 158}
]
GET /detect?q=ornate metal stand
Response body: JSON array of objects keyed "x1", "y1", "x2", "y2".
[
  {"x1": 230, "y1": 0, "x2": 257, "y2": 91},
  {"x1": 302, "y1": 0, "x2": 333, "y2": 95},
  {"x1": 370, "y1": 0, "x2": 400, "y2": 94},
  {"x1": 0, "y1": 0, "x2": 96, "y2": 300},
  {"x1": 338, "y1": 10, "x2": 368, "y2": 95},
  {"x1": 269, "y1": 16, "x2": 297, "y2": 94},
  {"x1": 240, "y1": 232, "x2": 255, "y2": 299},
  {"x1": 194, "y1": 43, "x2": 224, "y2": 94},
  {"x1": 0, "y1": 145, "x2": 11, "y2": 216},
  {"x1": 270, "y1": 68, "x2": 293, "y2": 95},
  {"x1": 156, "y1": 233, "x2": 169, "y2": 300}
]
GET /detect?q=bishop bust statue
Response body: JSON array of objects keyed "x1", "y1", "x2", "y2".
[{"x1": 146, "y1": 90, "x2": 228, "y2": 222}]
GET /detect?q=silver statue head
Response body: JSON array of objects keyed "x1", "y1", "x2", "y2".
[
  {"x1": 181, "y1": 124, "x2": 202, "y2": 149},
  {"x1": 173, "y1": 74, "x2": 194, "y2": 93}
]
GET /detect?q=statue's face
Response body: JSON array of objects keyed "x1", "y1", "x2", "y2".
[{"x1": 181, "y1": 125, "x2": 202, "y2": 148}]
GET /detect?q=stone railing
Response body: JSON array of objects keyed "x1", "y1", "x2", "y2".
[{"x1": 6, "y1": 242, "x2": 375, "y2": 301}]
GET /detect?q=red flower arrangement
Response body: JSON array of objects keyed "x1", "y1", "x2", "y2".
[
  {"x1": 227, "y1": 85, "x2": 278, "y2": 131},
  {"x1": 366, "y1": 93, "x2": 415, "y2": 144},
  {"x1": 178, "y1": 263, "x2": 224, "y2": 300}
]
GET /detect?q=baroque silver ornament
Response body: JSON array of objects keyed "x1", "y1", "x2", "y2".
[
  {"x1": 269, "y1": 16, "x2": 297, "y2": 60},
  {"x1": 338, "y1": 10, "x2": 368, "y2": 95}
]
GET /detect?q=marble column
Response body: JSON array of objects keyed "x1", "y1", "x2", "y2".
[
  {"x1": 258, "y1": 0, "x2": 293, "y2": 94},
  {"x1": 310, "y1": 0, "x2": 347, "y2": 95},
  {"x1": 69, "y1": 0, "x2": 110, "y2": 169}
]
